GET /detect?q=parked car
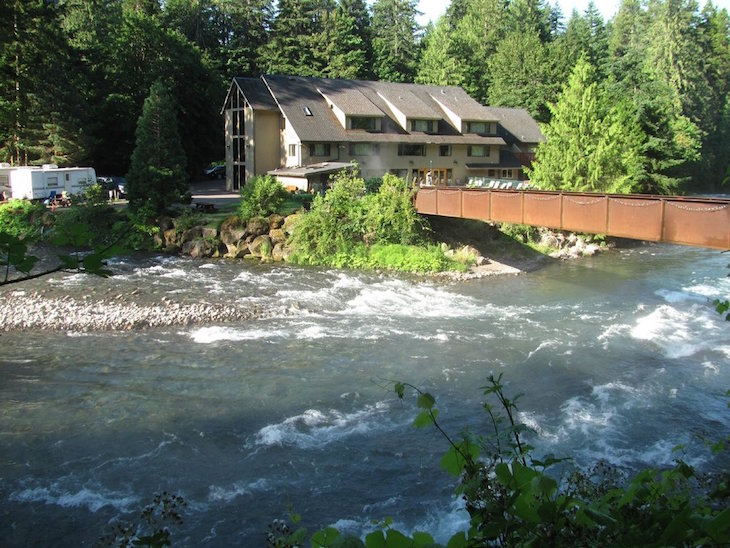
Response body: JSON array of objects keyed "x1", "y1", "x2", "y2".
[
  {"x1": 205, "y1": 165, "x2": 225, "y2": 179},
  {"x1": 97, "y1": 176, "x2": 126, "y2": 198}
]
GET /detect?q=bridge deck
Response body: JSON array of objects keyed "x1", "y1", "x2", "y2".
[{"x1": 415, "y1": 187, "x2": 730, "y2": 250}]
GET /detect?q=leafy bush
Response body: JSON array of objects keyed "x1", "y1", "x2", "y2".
[
  {"x1": 0, "y1": 199, "x2": 46, "y2": 239},
  {"x1": 288, "y1": 169, "x2": 450, "y2": 272},
  {"x1": 362, "y1": 174, "x2": 425, "y2": 246},
  {"x1": 83, "y1": 183, "x2": 108, "y2": 205},
  {"x1": 239, "y1": 175, "x2": 288, "y2": 221},
  {"x1": 288, "y1": 170, "x2": 367, "y2": 264}
]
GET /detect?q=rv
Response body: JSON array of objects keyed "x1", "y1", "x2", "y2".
[{"x1": 8, "y1": 165, "x2": 96, "y2": 200}]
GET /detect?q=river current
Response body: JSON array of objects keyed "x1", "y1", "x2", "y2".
[{"x1": 1, "y1": 244, "x2": 729, "y2": 545}]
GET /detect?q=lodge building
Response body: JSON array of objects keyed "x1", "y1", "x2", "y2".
[{"x1": 221, "y1": 75, "x2": 544, "y2": 192}]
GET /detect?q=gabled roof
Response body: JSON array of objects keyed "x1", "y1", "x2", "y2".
[
  {"x1": 422, "y1": 86, "x2": 499, "y2": 123},
  {"x1": 221, "y1": 77, "x2": 278, "y2": 113},
  {"x1": 226, "y1": 75, "x2": 541, "y2": 148},
  {"x1": 486, "y1": 107, "x2": 545, "y2": 143},
  {"x1": 375, "y1": 83, "x2": 442, "y2": 120},
  {"x1": 316, "y1": 82, "x2": 383, "y2": 117}
]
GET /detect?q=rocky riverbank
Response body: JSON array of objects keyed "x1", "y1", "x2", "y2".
[{"x1": 0, "y1": 290, "x2": 264, "y2": 332}]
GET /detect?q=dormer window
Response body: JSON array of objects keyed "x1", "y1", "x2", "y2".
[
  {"x1": 410, "y1": 119, "x2": 436, "y2": 133},
  {"x1": 465, "y1": 121, "x2": 494, "y2": 134},
  {"x1": 349, "y1": 116, "x2": 381, "y2": 131}
]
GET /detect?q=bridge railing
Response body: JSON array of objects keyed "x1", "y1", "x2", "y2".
[{"x1": 414, "y1": 186, "x2": 730, "y2": 250}]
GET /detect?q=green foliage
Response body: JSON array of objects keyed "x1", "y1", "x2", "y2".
[
  {"x1": 361, "y1": 174, "x2": 425, "y2": 246},
  {"x1": 528, "y1": 56, "x2": 646, "y2": 193},
  {"x1": 83, "y1": 182, "x2": 109, "y2": 205},
  {"x1": 126, "y1": 81, "x2": 189, "y2": 214},
  {"x1": 98, "y1": 492, "x2": 186, "y2": 548},
  {"x1": 238, "y1": 175, "x2": 288, "y2": 222},
  {"x1": 288, "y1": 169, "x2": 464, "y2": 273},
  {"x1": 0, "y1": 199, "x2": 46, "y2": 239},
  {"x1": 0, "y1": 232, "x2": 39, "y2": 282},
  {"x1": 391, "y1": 376, "x2": 730, "y2": 546},
  {"x1": 371, "y1": 0, "x2": 421, "y2": 82}
]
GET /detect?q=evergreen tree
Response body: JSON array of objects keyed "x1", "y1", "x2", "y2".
[
  {"x1": 696, "y1": 3, "x2": 730, "y2": 189},
  {"x1": 339, "y1": 0, "x2": 373, "y2": 77},
  {"x1": 371, "y1": 0, "x2": 421, "y2": 82},
  {"x1": 506, "y1": 0, "x2": 554, "y2": 41},
  {"x1": 449, "y1": 0, "x2": 507, "y2": 102},
  {"x1": 487, "y1": 30, "x2": 557, "y2": 122},
  {"x1": 528, "y1": 57, "x2": 645, "y2": 193},
  {"x1": 126, "y1": 81, "x2": 188, "y2": 213},
  {"x1": 318, "y1": 4, "x2": 369, "y2": 79},
  {"x1": 264, "y1": 0, "x2": 336, "y2": 76},
  {"x1": 415, "y1": 17, "x2": 462, "y2": 86},
  {"x1": 215, "y1": 0, "x2": 273, "y2": 78}
]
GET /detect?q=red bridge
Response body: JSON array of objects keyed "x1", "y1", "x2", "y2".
[{"x1": 415, "y1": 187, "x2": 730, "y2": 250}]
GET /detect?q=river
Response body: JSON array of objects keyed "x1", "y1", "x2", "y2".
[{"x1": 1, "y1": 243, "x2": 729, "y2": 545}]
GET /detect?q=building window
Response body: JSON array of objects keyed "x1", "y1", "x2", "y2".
[
  {"x1": 47, "y1": 177, "x2": 59, "y2": 188},
  {"x1": 288, "y1": 144, "x2": 297, "y2": 157},
  {"x1": 349, "y1": 142, "x2": 378, "y2": 156},
  {"x1": 350, "y1": 117, "x2": 380, "y2": 131},
  {"x1": 310, "y1": 143, "x2": 331, "y2": 156},
  {"x1": 466, "y1": 121, "x2": 493, "y2": 134},
  {"x1": 468, "y1": 145, "x2": 488, "y2": 157},
  {"x1": 502, "y1": 169, "x2": 513, "y2": 178},
  {"x1": 410, "y1": 119, "x2": 435, "y2": 132},
  {"x1": 303, "y1": 106, "x2": 313, "y2": 116},
  {"x1": 398, "y1": 144, "x2": 426, "y2": 156},
  {"x1": 439, "y1": 145, "x2": 452, "y2": 157}
]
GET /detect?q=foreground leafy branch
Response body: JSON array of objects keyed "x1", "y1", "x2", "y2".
[{"x1": 0, "y1": 223, "x2": 122, "y2": 286}]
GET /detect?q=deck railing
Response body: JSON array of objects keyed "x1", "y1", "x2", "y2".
[{"x1": 415, "y1": 186, "x2": 730, "y2": 250}]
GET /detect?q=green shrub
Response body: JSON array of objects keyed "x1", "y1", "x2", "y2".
[
  {"x1": 0, "y1": 199, "x2": 46, "y2": 239},
  {"x1": 84, "y1": 183, "x2": 108, "y2": 205},
  {"x1": 288, "y1": 169, "x2": 439, "y2": 272},
  {"x1": 362, "y1": 174, "x2": 425, "y2": 246},
  {"x1": 239, "y1": 175, "x2": 288, "y2": 221},
  {"x1": 174, "y1": 208, "x2": 205, "y2": 233}
]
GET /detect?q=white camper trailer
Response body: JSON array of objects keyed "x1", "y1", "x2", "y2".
[
  {"x1": 0, "y1": 163, "x2": 12, "y2": 199},
  {"x1": 9, "y1": 165, "x2": 96, "y2": 200}
]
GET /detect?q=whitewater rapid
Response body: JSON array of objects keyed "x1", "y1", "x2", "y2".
[{"x1": 0, "y1": 244, "x2": 728, "y2": 545}]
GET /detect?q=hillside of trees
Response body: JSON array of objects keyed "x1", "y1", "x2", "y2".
[{"x1": 1, "y1": 0, "x2": 728, "y2": 192}]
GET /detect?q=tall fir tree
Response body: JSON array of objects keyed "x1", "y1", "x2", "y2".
[
  {"x1": 215, "y1": 0, "x2": 273, "y2": 78},
  {"x1": 371, "y1": 0, "x2": 421, "y2": 82},
  {"x1": 487, "y1": 30, "x2": 557, "y2": 122},
  {"x1": 449, "y1": 0, "x2": 507, "y2": 102},
  {"x1": 264, "y1": 0, "x2": 335, "y2": 76},
  {"x1": 415, "y1": 17, "x2": 462, "y2": 86},
  {"x1": 126, "y1": 81, "x2": 188, "y2": 213},
  {"x1": 317, "y1": 4, "x2": 369, "y2": 79},
  {"x1": 528, "y1": 57, "x2": 645, "y2": 193}
]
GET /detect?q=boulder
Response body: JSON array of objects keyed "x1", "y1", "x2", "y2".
[
  {"x1": 272, "y1": 242, "x2": 292, "y2": 262},
  {"x1": 245, "y1": 216, "x2": 269, "y2": 238},
  {"x1": 282, "y1": 213, "x2": 302, "y2": 236},
  {"x1": 202, "y1": 226, "x2": 218, "y2": 240},
  {"x1": 181, "y1": 225, "x2": 203, "y2": 243},
  {"x1": 231, "y1": 240, "x2": 251, "y2": 259},
  {"x1": 220, "y1": 215, "x2": 246, "y2": 247},
  {"x1": 248, "y1": 235, "x2": 273, "y2": 258},
  {"x1": 182, "y1": 239, "x2": 215, "y2": 259},
  {"x1": 269, "y1": 228, "x2": 286, "y2": 244},
  {"x1": 268, "y1": 213, "x2": 285, "y2": 230}
]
